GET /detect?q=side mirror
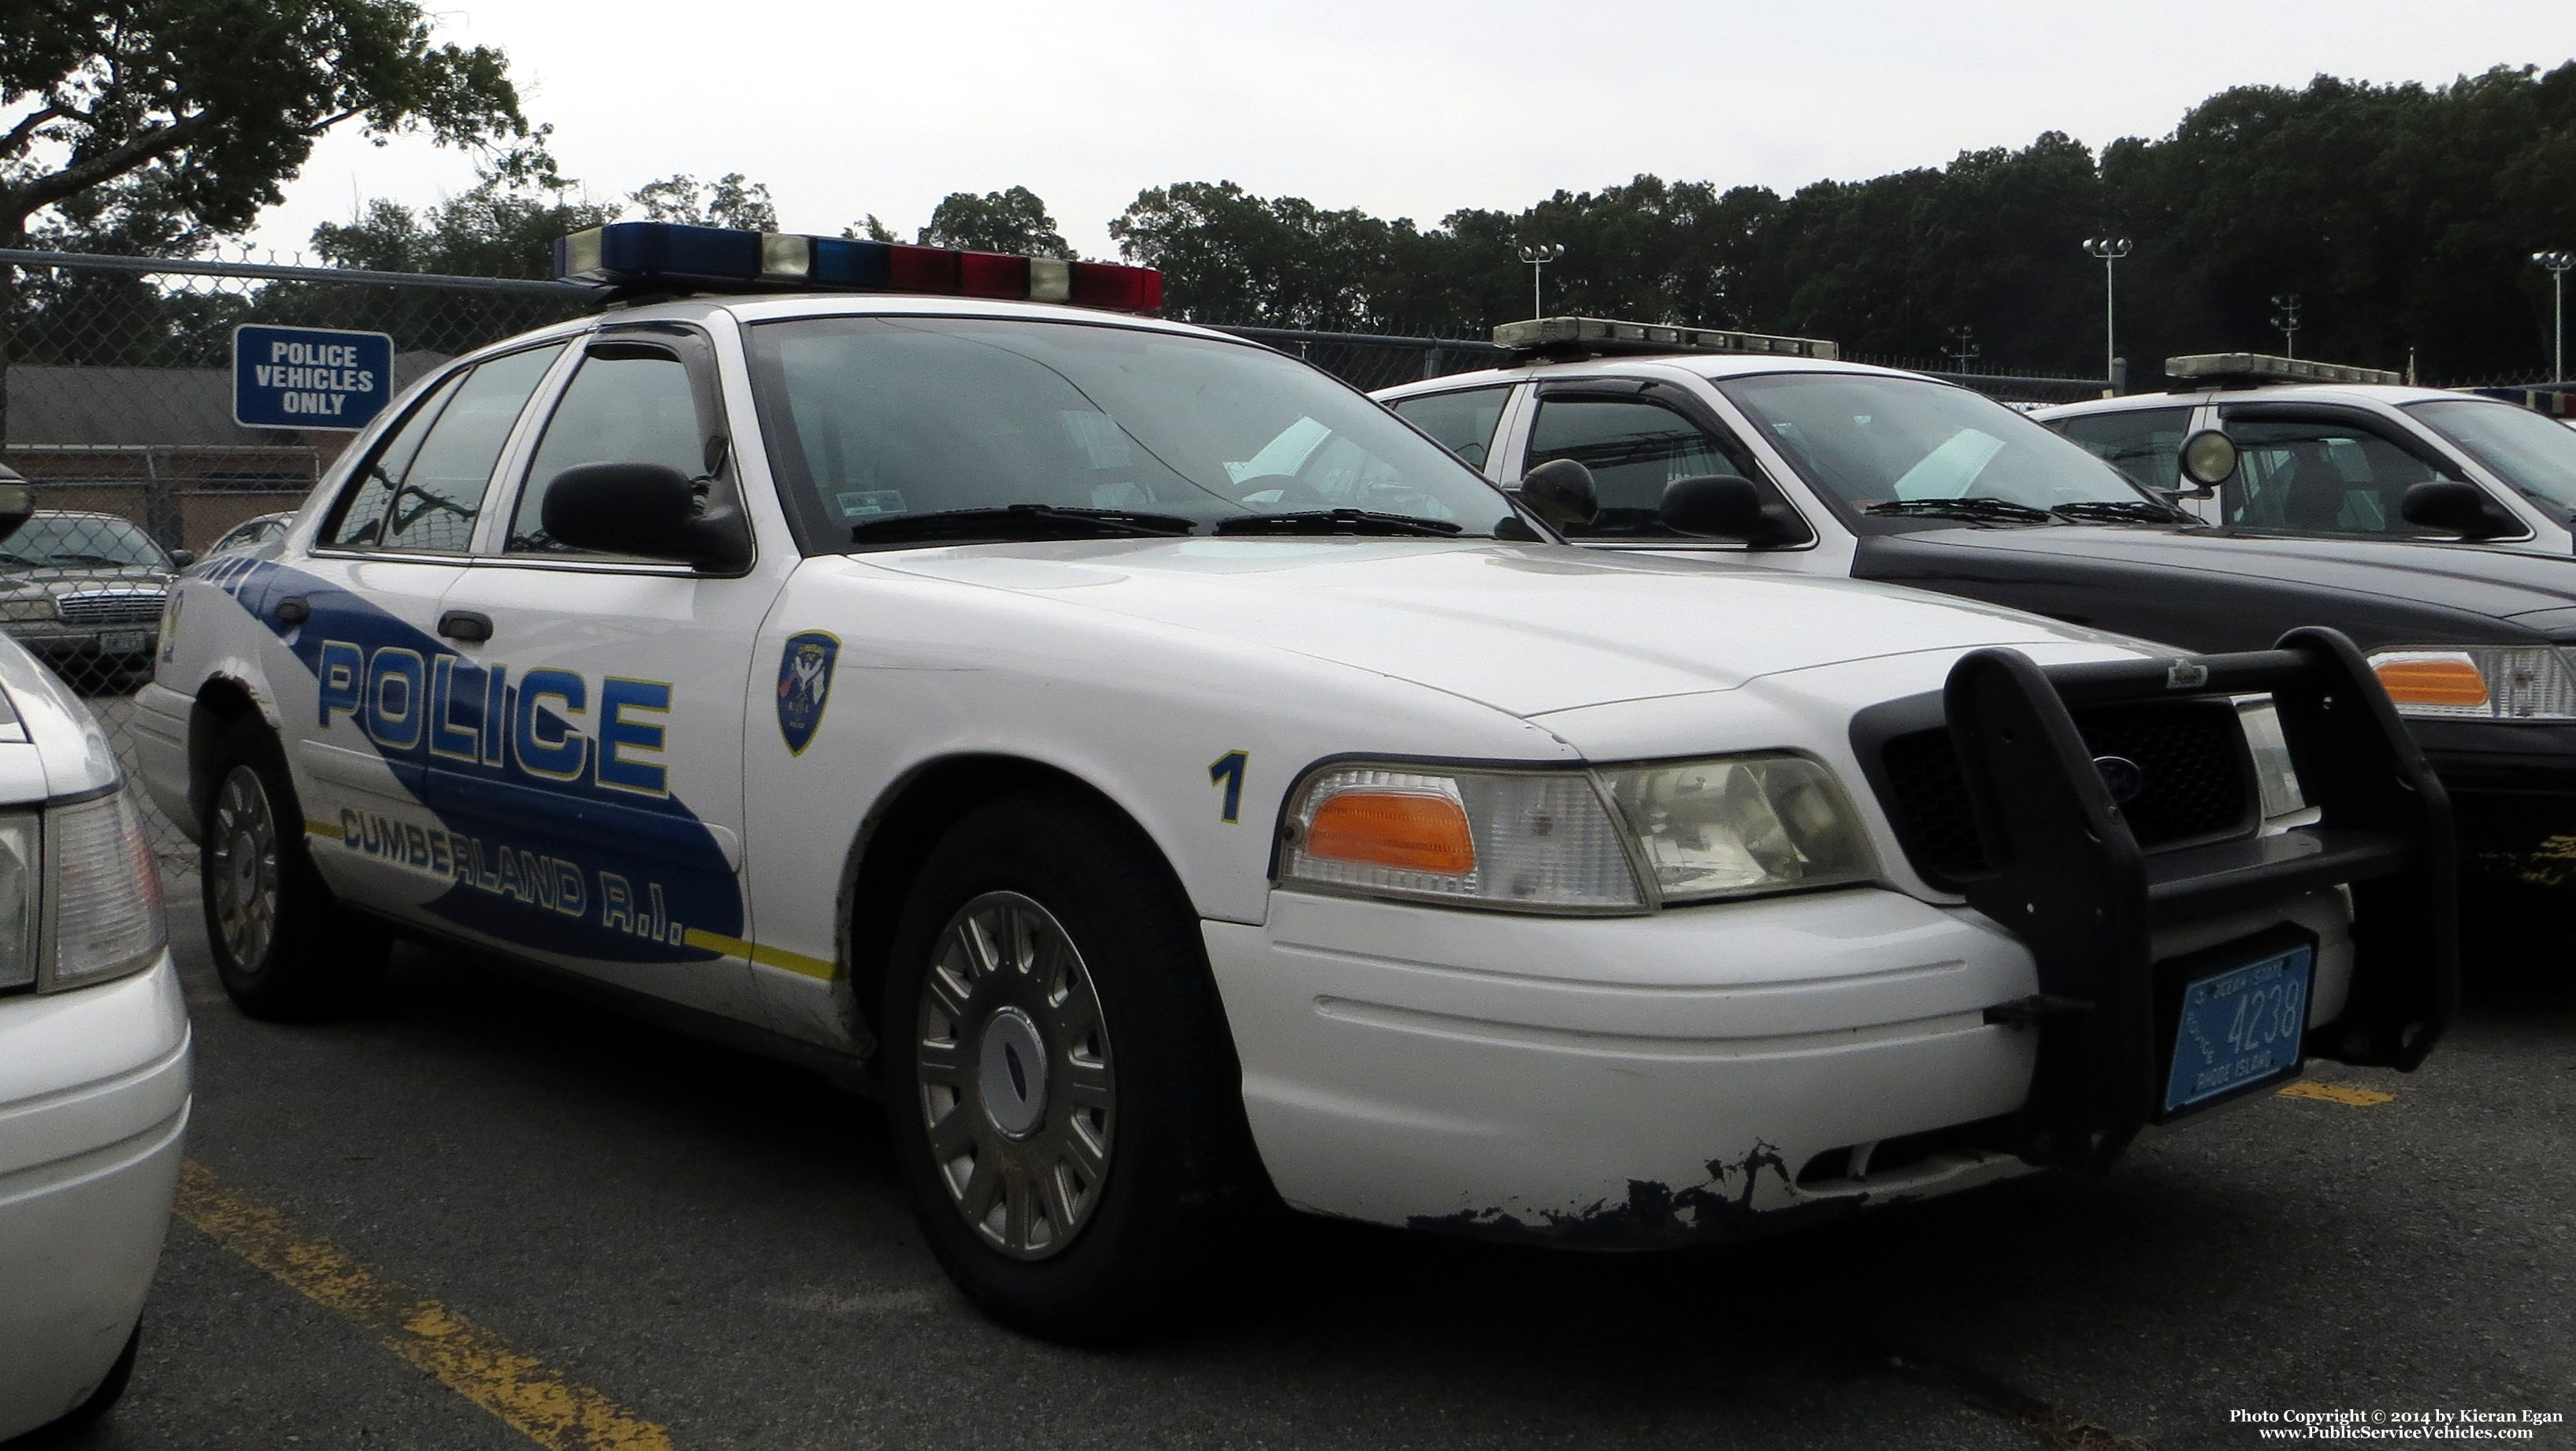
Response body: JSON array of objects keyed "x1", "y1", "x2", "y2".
[
  {"x1": 1514, "y1": 458, "x2": 1598, "y2": 529},
  {"x1": 2400, "y1": 480, "x2": 2518, "y2": 539},
  {"x1": 168, "y1": 548, "x2": 195, "y2": 569},
  {"x1": 541, "y1": 462, "x2": 753, "y2": 572},
  {"x1": 1659, "y1": 473, "x2": 1807, "y2": 547},
  {"x1": 0, "y1": 472, "x2": 30, "y2": 546},
  {"x1": 2179, "y1": 429, "x2": 2238, "y2": 492}
]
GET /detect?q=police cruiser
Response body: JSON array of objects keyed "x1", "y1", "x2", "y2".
[
  {"x1": 2035, "y1": 353, "x2": 2575, "y2": 553},
  {"x1": 137, "y1": 230, "x2": 2450, "y2": 1339},
  {"x1": 1375, "y1": 322, "x2": 2576, "y2": 953}
]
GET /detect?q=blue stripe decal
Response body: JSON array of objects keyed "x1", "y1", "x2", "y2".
[{"x1": 216, "y1": 560, "x2": 744, "y2": 963}]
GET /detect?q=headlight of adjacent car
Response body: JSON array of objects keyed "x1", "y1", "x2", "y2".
[
  {"x1": 1279, "y1": 754, "x2": 1879, "y2": 914},
  {"x1": 0, "y1": 597, "x2": 57, "y2": 622},
  {"x1": 2366, "y1": 646, "x2": 2576, "y2": 721},
  {"x1": 0, "y1": 789, "x2": 166, "y2": 994}
]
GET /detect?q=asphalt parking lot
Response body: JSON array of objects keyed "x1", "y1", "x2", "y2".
[{"x1": 20, "y1": 874, "x2": 2573, "y2": 1451}]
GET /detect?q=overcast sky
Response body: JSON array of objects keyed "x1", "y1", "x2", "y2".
[{"x1": 243, "y1": 0, "x2": 2573, "y2": 264}]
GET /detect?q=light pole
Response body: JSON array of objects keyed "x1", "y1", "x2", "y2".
[
  {"x1": 2533, "y1": 250, "x2": 2574, "y2": 381},
  {"x1": 1517, "y1": 243, "x2": 1565, "y2": 320},
  {"x1": 1946, "y1": 325, "x2": 1980, "y2": 373},
  {"x1": 2270, "y1": 294, "x2": 2302, "y2": 358},
  {"x1": 2082, "y1": 236, "x2": 2132, "y2": 392}
]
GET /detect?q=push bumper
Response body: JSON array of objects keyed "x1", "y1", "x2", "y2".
[{"x1": 0, "y1": 956, "x2": 191, "y2": 1442}]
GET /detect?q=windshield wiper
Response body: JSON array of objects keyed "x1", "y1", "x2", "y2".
[
  {"x1": 2049, "y1": 499, "x2": 2191, "y2": 525},
  {"x1": 849, "y1": 505, "x2": 1197, "y2": 544},
  {"x1": 1212, "y1": 508, "x2": 1464, "y2": 538},
  {"x1": 1862, "y1": 496, "x2": 2054, "y2": 525}
]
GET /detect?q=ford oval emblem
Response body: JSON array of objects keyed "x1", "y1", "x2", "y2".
[{"x1": 2093, "y1": 754, "x2": 2147, "y2": 803}]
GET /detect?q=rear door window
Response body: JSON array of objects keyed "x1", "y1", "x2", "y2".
[
  {"x1": 2051, "y1": 406, "x2": 2192, "y2": 492},
  {"x1": 1388, "y1": 386, "x2": 1513, "y2": 470},
  {"x1": 325, "y1": 343, "x2": 564, "y2": 552}
]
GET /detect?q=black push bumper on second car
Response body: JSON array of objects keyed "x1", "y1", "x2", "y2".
[{"x1": 1858, "y1": 627, "x2": 2455, "y2": 1175}]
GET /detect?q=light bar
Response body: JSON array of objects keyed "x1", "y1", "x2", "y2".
[
  {"x1": 1494, "y1": 315, "x2": 1839, "y2": 361},
  {"x1": 554, "y1": 222, "x2": 1164, "y2": 313},
  {"x1": 2166, "y1": 353, "x2": 2401, "y2": 387}
]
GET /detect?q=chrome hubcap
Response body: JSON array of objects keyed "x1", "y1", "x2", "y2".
[
  {"x1": 206, "y1": 765, "x2": 280, "y2": 969},
  {"x1": 915, "y1": 891, "x2": 1115, "y2": 1260}
]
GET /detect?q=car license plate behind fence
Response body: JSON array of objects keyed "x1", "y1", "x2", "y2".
[
  {"x1": 2162, "y1": 940, "x2": 2314, "y2": 1117},
  {"x1": 101, "y1": 632, "x2": 148, "y2": 655}
]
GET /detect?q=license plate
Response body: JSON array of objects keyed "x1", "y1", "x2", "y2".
[
  {"x1": 101, "y1": 631, "x2": 149, "y2": 655},
  {"x1": 2162, "y1": 940, "x2": 2314, "y2": 1116}
]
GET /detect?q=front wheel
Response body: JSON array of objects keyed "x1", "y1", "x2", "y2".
[
  {"x1": 882, "y1": 792, "x2": 1260, "y2": 1341},
  {"x1": 201, "y1": 715, "x2": 388, "y2": 1019}
]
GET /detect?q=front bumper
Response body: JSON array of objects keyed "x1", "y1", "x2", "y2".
[
  {"x1": 1211, "y1": 887, "x2": 2354, "y2": 1244},
  {"x1": 0, "y1": 622, "x2": 161, "y2": 659},
  {"x1": 0, "y1": 956, "x2": 191, "y2": 1442},
  {"x1": 2414, "y1": 722, "x2": 2576, "y2": 912}
]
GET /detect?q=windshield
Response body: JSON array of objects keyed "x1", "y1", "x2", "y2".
[
  {"x1": 2401, "y1": 399, "x2": 2576, "y2": 510},
  {"x1": 0, "y1": 514, "x2": 166, "y2": 569},
  {"x1": 1714, "y1": 373, "x2": 2163, "y2": 518},
  {"x1": 745, "y1": 317, "x2": 1520, "y2": 544}
]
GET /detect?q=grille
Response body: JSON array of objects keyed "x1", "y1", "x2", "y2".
[
  {"x1": 55, "y1": 591, "x2": 165, "y2": 625},
  {"x1": 1877, "y1": 701, "x2": 2252, "y2": 878}
]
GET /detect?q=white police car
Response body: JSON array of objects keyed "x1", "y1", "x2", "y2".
[
  {"x1": 133, "y1": 225, "x2": 2451, "y2": 1339},
  {"x1": 2036, "y1": 354, "x2": 2576, "y2": 552},
  {"x1": 0, "y1": 473, "x2": 185, "y2": 1441}
]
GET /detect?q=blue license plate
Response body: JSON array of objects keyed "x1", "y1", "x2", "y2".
[{"x1": 2162, "y1": 941, "x2": 2314, "y2": 1115}]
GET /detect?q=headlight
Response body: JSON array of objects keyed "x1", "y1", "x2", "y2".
[
  {"x1": 2366, "y1": 646, "x2": 2576, "y2": 721},
  {"x1": 0, "y1": 598, "x2": 56, "y2": 622},
  {"x1": 0, "y1": 814, "x2": 37, "y2": 991},
  {"x1": 1279, "y1": 754, "x2": 1877, "y2": 913}
]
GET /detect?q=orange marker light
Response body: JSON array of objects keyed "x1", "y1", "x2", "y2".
[
  {"x1": 2373, "y1": 655, "x2": 2489, "y2": 708},
  {"x1": 1305, "y1": 791, "x2": 1477, "y2": 875}
]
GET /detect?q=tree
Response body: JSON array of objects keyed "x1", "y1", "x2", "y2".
[
  {"x1": 629, "y1": 173, "x2": 777, "y2": 232},
  {"x1": 918, "y1": 187, "x2": 1072, "y2": 258},
  {"x1": 310, "y1": 167, "x2": 618, "y2": 278},
  {"x1": 1, "y1": 1, "x2": 538, "y2": 250}
]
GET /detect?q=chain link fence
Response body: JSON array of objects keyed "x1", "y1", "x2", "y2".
[{"x1": 0, "y1": 247, "x2": 2133, "y2": 862}]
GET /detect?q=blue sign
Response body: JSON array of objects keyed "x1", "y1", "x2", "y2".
[{"x1": 232, "y1": 324, "x2": 395, "y2": 432}]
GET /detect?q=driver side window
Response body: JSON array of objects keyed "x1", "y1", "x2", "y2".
[
  {"x1": 2222, "y1": 417, "x2": 2451, "y2": 538},
  {"x1": 1526, "y1": 395, "x2": 1739, "y2": 538},
  {"x1": 510, "y1": 339, "x2": 716, "y2": 554}
]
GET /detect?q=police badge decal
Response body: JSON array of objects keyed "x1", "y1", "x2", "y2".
[{"x1": 775, "y1": 630, "x2": 841, "y2": 755}]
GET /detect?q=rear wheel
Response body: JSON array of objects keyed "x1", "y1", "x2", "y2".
[
  {"x1": 882, "y1": 792, "x2": 1259, "y2": 1341},
  {"x1": 201, "y1": 714, "x2": 388, "y2": 1019}
]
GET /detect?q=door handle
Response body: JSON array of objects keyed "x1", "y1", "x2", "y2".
[
  {"x1": 437, "y1": 610, "x2": 494, "y2": 644},
  {"x1": 273, "y1": 596, "x2": 309, "y2": 625}
]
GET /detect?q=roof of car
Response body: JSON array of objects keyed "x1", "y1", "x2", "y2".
[
  {"x1": 1373, "y1": 352, "x2": 1922, "y2": 400},
  {"x1": 2036, "y1": 383, "x2": 2469, "y2": 419}
]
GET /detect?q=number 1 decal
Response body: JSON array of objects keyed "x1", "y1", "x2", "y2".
[{"x1": 1208, "y1": 751, "x2": 1249, "y2": 823}]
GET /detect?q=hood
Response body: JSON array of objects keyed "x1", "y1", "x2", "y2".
[
  {"x1": 1892, "y1": 525, "x2": 2576, "y2": 623},
  {"x1": 860, "y1": 537, "x2": 2141, "y2": 718}
]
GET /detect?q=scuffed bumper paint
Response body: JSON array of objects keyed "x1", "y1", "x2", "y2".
[{"x1": 1208, "y1": 887, "x2": 2354, "y2": 1248}]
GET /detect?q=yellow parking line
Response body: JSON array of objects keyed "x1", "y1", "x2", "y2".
[
  {"x1": 174, "y1": 1160, "x2": 678, "y2": 1451},
  {"x1": 2277, "y1": 1080, "x2": 2396, "y2": 1107}
]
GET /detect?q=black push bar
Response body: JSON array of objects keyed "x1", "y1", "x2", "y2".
[{"x1": 1936, "y1": 627, "x2": 2453, "y2": 1173}]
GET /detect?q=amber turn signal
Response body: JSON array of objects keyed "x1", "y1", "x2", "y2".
[
  {"x1": 2373, "y1": 655, "x2": 2489, "y2": 707},
  {"x1": 1304, "y1": 790, "x2": 1478, "y2": 875}
]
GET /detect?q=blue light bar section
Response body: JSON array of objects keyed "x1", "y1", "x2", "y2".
[
  {"x1": 556, "y1": 222, "x2": 763, "y2": 285},
  {"x1": 807, "y1": 236, "x2": 892, "y2": 288}
]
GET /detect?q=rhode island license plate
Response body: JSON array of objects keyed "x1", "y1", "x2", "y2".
[
  {"x1": 101, "y1": 631, "x2": 148, "y2": 655},
  {"x1": 2162, "y1": 939, "x2": 2314, "y2": 1117}
]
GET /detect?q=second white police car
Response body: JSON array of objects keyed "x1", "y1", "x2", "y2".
[{"x1": 136, "y1": 224, "x2": 2452, "y2": 1338}]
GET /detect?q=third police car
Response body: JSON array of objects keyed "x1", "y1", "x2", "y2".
[{"x1": 135, "y1": 227, "x2": 2450, "y2": 1339}]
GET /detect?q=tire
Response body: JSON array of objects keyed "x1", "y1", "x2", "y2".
[
  {"x1": 200, "y1": 714, "x2": 388, "y2": 1019},
  {"x1": 881, "y1": 791, "x2": 1260, "y2": 1342}
]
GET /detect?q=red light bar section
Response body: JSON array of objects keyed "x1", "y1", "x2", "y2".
[
  {"x1": 957, "y1": 251, "x2": 1032, "y2": 300},
  {"x1": 1071, "y1": 261, "x2": 1164, "y2": 313}
]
